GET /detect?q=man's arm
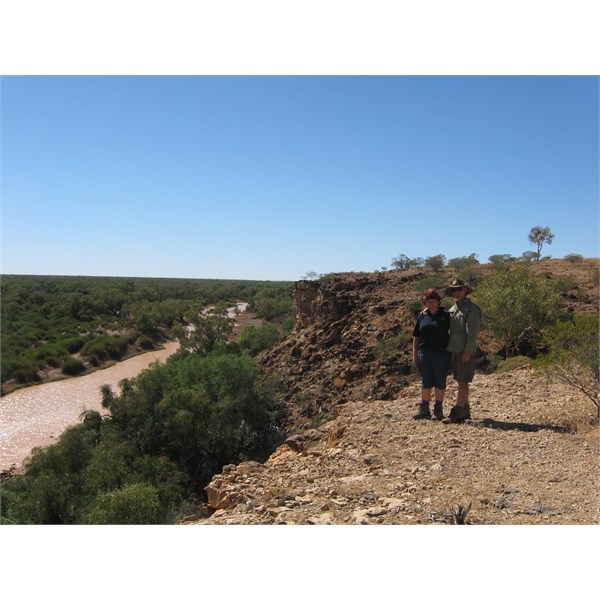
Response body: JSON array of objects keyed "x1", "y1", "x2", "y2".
[{"x1": 464, "y1": 304, "x2": 481, "y2": 355}]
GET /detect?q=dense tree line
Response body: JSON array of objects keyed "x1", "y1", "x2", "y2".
[{"x1": 1, "y1": 275, "x2": 293, "y2": 390}]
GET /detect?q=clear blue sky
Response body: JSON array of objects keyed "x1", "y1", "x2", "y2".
[{"x1": 1, "y1": 75, "x2": 598, "y2": 281}]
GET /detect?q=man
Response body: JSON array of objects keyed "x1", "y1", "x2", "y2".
[{"x1": 443, "y1": 279, "x2": 481, "y2": 423}]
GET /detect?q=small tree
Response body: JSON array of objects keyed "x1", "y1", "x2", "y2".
[
  {"x1": 301, "y1": 271, "x2": 319, "y2": 280},
  {"x1": 488, "y1": 254, "x2": 514, "y2": 265},
  {"x1": 62, "y1": 357, "x2": 86, "y2": 376},
  {"x1": 411, "y1": 257, "x2": 425, "y2": 268},
  {"x1": 391, "y1": 255, "x2": 424, "y2": 270},
  {"x1": 474, "y1": 266, "x2": 564, "y2": 357},
  {"x1": 519, "y1": 251, "x2": 538, "y2": 262},
  {"x1": 413, "y1": 273, "x2": 446, "y2": 294},
  {"x1": 447, "y1": 253, "x2": 480, "y2": 269},
  {"x1": 528, "y1": 226, "x2": 554, "y2": 261},
  {"x1": 239, "y1": 322, "x2": 282, "y2": 355},
  {"x1": 391, "y1": 254, "x2": 411, "y2": 270},
  {"x1": 174, "y1": 311, "x2": 234, "y2": 355},
  {"x1": 425, "y1": 254, "x2": 446, "y2": 272},
  {"x1": 81, "y1": 483, "x2": 163, "y2": 524},
  {"x1": 537, "y1": 313, "x2": 599, "y2": 422},
  {"x1": 564, "y1": 253, "x2": 584, "y2": 264}
]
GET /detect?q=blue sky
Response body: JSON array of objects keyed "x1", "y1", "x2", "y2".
[{"x1": 1, "y1": 75, "x2": 598, "y2": 281}]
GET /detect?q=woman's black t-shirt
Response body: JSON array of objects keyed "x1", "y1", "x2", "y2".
[{"x1": 412, "y1": 309, "x2": 450, "y2": 353}]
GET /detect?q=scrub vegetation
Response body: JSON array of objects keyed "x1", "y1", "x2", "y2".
[
  {"x1": 1, "y1": 274, "x2": 293, "y2": 393},
  {"x1": 1, "y1": 312, "x2": 287, "y2": 524}
]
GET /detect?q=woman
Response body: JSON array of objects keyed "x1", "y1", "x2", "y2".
[{"x1": 411, "y1": 288, "x2": 451, "y2": 420}]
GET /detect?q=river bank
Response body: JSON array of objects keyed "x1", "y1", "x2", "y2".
[
  {"x1": 0, "y1": 303, "x2": 258, "y2": 475},
  {"x1": 0, "y1": 330, "x2": 174, "y2": 397},
  {"x1": 2, "y1": 303, "x2": 253, "y2": 396},
  {"x1": 0, "y1": 341, "x2": 181, "y2": 473}
]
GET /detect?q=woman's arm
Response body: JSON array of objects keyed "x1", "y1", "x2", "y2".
[{"x1": 412, "y1": 336, "x2": 419, "y2": 364}]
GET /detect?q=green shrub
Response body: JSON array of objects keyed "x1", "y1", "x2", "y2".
[
  {"x1": 488, "y1": 254, "x2": 515, "y2": 271},
  {"x1": 30, "y1": 343, "x2": 69, "y2": 363},
  {"x1": 1, "y1": 424, "x2": 98, "y2": 523},
  {"x1": 139, "y1": 335, "x2": 154, "y2": 350},
  {"x1": 81, "y1": 483, "x2": 163, "y2": 524},
  {"x1": 553, "y1": 277, "x2": 578, "y2": 293},
  {"x1": 406, "y1": 297, "x2": 452, "y2": 316},
  {"x1": 536, "y1": 313, "x2": 599, "y2": 420},
  {"x1": 564, "y1": 253, "x2": 584, "y2": 264},
  {"x1": 58, "y1": 336, "x2": 87, "y2": 354},
  {"x1": 46, "y1": 356, "x2": 62, "y2": 368},
  {"x1": 372, "y1": 334, "x2": 411, "y2": 358},
  {"x1": 14, "y1": 363, "x2": 41, "y2": 384},
  {"x1": 473, "y1": 266, "x2": 565, "y2": 357},
  {"x1": 62, "y1": 357, "x2": 86, "y2": 375},
  {"x1": 496, "y1": 355, "x2": 532, "y2": 373},
  {"x1": 458, "y1": 265, "x2": 484, "y2": 286},
  {"x1": 392, "y1": 254, "x2": 424, "y2": 269},
  {"x1": 239, "y1": 322, "x2": 282, "y2": 355},
  {"x1": 405, "y1": 299, "x2": 423, "y2": 317},
  {"x1": 282, "y1": 316, "x2": 295, "y2": 335},
  {"x1": 412, "y1": 274, "x2": 446, "y2": 294},
  {"x1": 251, "y1": 288, "x2": 294, "y2": 321},
  {"x1": 1, "y1": 347, "x2": 283, "y2": 523},
  {"x1": 81, "y1": 335, "x2": 129, "y2": 362},
  {"x1": 175, "y1": 313, "x2": 234, "y2": 355},
  {"x1": 425, "y1": 254, "x2": 446, "y2": 271},
  {"x1": 15, "y1": 323, "x2": 44, "y2": 343},
  {"x1": 448, "y1": 253, "x2": 480, "y2": 269}
]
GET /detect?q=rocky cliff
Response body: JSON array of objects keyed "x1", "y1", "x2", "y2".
[
  {"x1": 258, "y1": 260, "x2": 599, "y2": 430},
  {"x1": 258, "y1": 270, "x2": 426, "y2": 429},
  {"x1": 186, "y1": 259, "x2": 600, "y2": 525}
]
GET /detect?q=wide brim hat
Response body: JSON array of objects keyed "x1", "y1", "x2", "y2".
[{"x1": 445, "y1": 279, "x2": 474, "y2": 295}]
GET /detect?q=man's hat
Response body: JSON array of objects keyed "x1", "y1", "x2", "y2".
[{"x1": 445, "y1": 279, "x2": 474, "y2": 295}]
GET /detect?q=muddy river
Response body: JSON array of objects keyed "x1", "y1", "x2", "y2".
[
  {"x1": 0, "y1": 303, "x2": 253, "y2": 472},
  {"x1": 0, "y1": 342, "x2": 180, "y2": 471}
]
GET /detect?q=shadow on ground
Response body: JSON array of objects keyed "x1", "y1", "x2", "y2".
[{"x1": 469, "y1": 418, "x2": 571, "y2": 434}]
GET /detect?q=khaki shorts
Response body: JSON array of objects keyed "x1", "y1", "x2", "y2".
[{"x1": 451, "y1": 352, "x2": 476, "y2": 383}]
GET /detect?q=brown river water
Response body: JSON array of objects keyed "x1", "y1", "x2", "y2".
[
  {"x1": 0, "y1": 341, "x2": 180, "y2": 471},
  {"x1": 0, "y1": 304, "x2": 251, "y2": 472}
]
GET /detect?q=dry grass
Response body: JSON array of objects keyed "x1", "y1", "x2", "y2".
[
  {"x1": 447, "y1": 501, "x2": 473, "y2": 524},
  {"x1": 539, "y1": 400, "x2": 599, "y2": 434}
]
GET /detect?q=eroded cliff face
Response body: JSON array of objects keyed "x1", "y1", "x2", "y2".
[
  {"x1": 260, "y1": 259, "x2": 600, "y2": 431},
  {"x1": 259, "y1": 270, "x2": 426, "y2": 429},
  {"x1": 293, "y1": 279, "x2": 359, "y2": 328}
]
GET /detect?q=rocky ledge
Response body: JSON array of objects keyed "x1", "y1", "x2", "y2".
[{"x1": 189, "y1": 367, "x2": 599, "y2": 525}]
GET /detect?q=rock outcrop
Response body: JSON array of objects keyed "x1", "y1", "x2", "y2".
[
  {"x1": 260, "y1": 270, "x2": 425, "y2": 428},
  {"x1": 197, "y1": 369, "x2": 599, "y2": 525},
  {"x1": 187, "y1": 260, "x2": 599, "y2": 525}
]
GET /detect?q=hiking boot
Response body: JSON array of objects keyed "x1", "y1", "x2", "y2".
[
  {"x1": 412, "y1": 403, "x2": 431, "y2": 420},
  {"x1": 431, "y1": 402, "x2": 444, "y2": 421},
  {"x1": 442, "y1": 404, "x2": 469, "y2": 424}
]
